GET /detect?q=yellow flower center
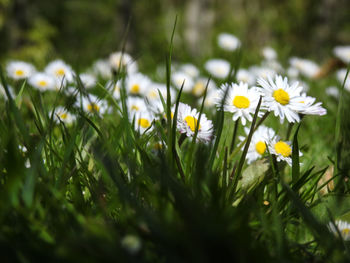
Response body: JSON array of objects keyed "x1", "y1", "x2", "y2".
[
  {"x1": 87, "y1": 103, "x2": 100, "y2": 112},
  {"x1": 130, "y1": 84, "x2": 140, "y2": 94},
  {"x1": 56, "y1": 68, "x2": 65, "y2": 76},
  {"x1": 138, "y1": 118, "x2": 150, "y2": 129},
  {"x1": 233, "y1": 96, "x2": 250, "y2": 108},
  {"x1": 59, "y1": 113, "x2": 68, "y2": 119},
  {"x1": 131, "y1": 105, "x2": 140, "y2": 111},
  {"x1": 185, "y1": 116, "x2": 200, "y2": 132},
  {"x1": 273, "y1": 89, "x2": 290, "y2": 105},
  {"x1": 192, "y1": 82, "x2": 205, "y2": 96},
  {"x1": 149, "y1": 90, "x2": 158, "y2": 99},
  {"x1": 274, "y1": 141, "x2": 292, "y2": 157},
  {"x1": 15, "y1": 69, "x2": 24, "y2": 76},
  {"x1": 255, "y1": 141, "x2": 266, "y2": 155},
  {"x1": 342, "y1": 228, "x2": 350, "y2": 236},
  {"x1": 38, "y1": 80, "x2": 47, "y2": 87}
]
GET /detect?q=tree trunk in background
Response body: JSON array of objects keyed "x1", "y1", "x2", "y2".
[{"x1": 184, "y1": 0, "x2": 215, "y2": 57}]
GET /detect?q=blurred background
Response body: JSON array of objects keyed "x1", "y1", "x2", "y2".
[{"x1": 0, "y1": 0, "x2": 349, "y2": 72}]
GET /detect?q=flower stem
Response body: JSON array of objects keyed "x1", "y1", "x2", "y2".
[{"x1": 230, "y1": 118, "x2": 240, "y2": 154}]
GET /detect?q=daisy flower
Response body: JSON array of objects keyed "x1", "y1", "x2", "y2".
[
  {"x1": 126, "y1": 97, "x2": 148, "y2": 115},
  {"x1": 328, "y1": 220, "x2": 350, "y2": 241},
  {"x1": 257, "y1": 75, "x2": 303, "y2": 123},
  {"x1": 262, "y1": 46, "x2": 277, "y2": 61},
  {"x1": 171, "y1": 71, "x2": 194, "y2": 92},
  {"x1": 109, "y1": 51, "x2": 138, "y2": 74},
  {"x1": 267, "y1": 136, "x2": 301, "y2": 166},
  {"x1": 105, "y1": 79, "x2": 122, "y2": 100},
  {"x1": 236, "y1": 69, "x2": 256, "y2": 86},
  {"x1": 52, "y1": 106, "x2": 76, "y2": 125},
  {"x1": 250, "y1": 66, "x2": 276, "y2": 80},
  {"x1": 191, "y1": 77, "x2": 216, "y2": 97},
  {"x1": 238, "y1": 125, "x2": 276, "y2": 164},
  {"x1": 145, "y1": 82, "x2": 175, "y2": 102},
  {"x1": 217, "y1": 82, "x2": 262, "y2": 126},
  {"x1": 6, "y1": 61, "x2": 36, "y2": 80},
  {"x1": 200, "y1": 89, "x2": 220, "y2": 108},
  {"x1": 289, "y1": 57, "x2": 320, "y2": 79},
  {"x1": 79, "y1": 73, "x2": 96, "y2": 89},
  {"x1": 126, "y1": 73, "x2": 151, "y2": 96},
  {"x1": 133, "y1": 111, "x2": 154, "y2": 134},
  {"x1": 204, "y1": 59, "x2": 230, "y2": 79},
  {"x1": 336, "y1": 69, "x2": 350, "y2": 91},
  {"x1": 176, "y1": 102, "x2": 213, "y2": 143},
  {"x1": 294, "y1": 93, "x2": 327, "y2": 116},
  {"x1": 92, "y1": 59, "x2": 112, "y2": 79},
  {"x1": 179, "y1": 63, "x2": 200, "y2": 78},
  {"x1": 77, "y1": 95, "x2": 108, "y2": 116},
  {"x1": 217, "y1": 33, "x2": 241, "y2": 51},
  {"x1": 45, "y1": 59, "x2": 74, "y2": 83},
  {"x1": 333, "y1": 46, "x2": 350, "y2": 64},
  {"x1": 29, "y1": 73, "x2": 57, "y2": 91},
  {"x1": 325, "y1": 86, "x2": 339, "y2": 98}
]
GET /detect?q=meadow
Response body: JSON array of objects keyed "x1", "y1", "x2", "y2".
[{"x1": 1, "y1": 17, "x2": 350, "y2": 262}]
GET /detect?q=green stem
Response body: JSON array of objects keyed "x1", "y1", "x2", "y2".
[{"x1": 230, "y1": 118, "x2": 240, "y2": 154}]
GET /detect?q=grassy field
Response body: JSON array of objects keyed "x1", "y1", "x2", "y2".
[{"x1": 1, "y1": 23, "x2": 350, "y2": 262}]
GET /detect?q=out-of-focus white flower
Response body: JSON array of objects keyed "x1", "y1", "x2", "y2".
[
  {"x1": 45, "y1": 59, "x2": 74, "y2": 83},
  {"x1": 201, "y1": 89, "x2": 220, "y2": 108},
  {"x1": 105, "y1": 80, "x2": 122, "y2": 100},
  {"x1": 145, "y1": 82, "x2": 175, "y2": 102},
  {"x1": 289, "y1": 57, "x2": 320, "y2": 79},
  {"x1": 6, "y1": 61, "x2": 36, "y2": 80},
  {"x1": 176, "y1": 102, "x2": 213, "y2": 143},
  {"x1": 77, "y1": 95, "x2": 108, "y2": 116},
  {"x1": 126, "y1": 97, "x2": 147, "y2": 115},
  {"x1": 204, "y1": 59, "x2": 230, "y2": 79},
  {"x1": 249, "y1": 66, "x2": 276, "y2": 80},
  {"x1": 236, "y1": 69, "x2": 256, "y2": 86},
  {"x1": 92, "y1": 59, "x2": 112, "y2": 79},
  {"x1": 217, "y1": 82, "x2": 262, "y2": 126},
  {"x1": 328, "y1": 220, "x2": 350, "y2": 241},
  {"x1": 217, "y1": 33, "x2": 241, "y2": 51},
  {"x1": 79, "y1": 73, "x2": 96, "y2": 89},
  {"x1": 109, "y1": 51, "x2": 138, "y2": 74},
  {"x1": 336, "y1": 69, "x2": 350, "y2": 91},
  {"x1": 333, "y1": 46, "x2": 350, "y2": 64},
  {"x1": 29, "y1": 73, "x2": 57, "y2": 91},
  {"x1": 121, "y1": 235, "x2": 142, "y2": 255},
  {"x1": 52, "y1": 106, "x2": 76, "y2": 125},
  {"x1": 262, "y1": 46, "x2": 277, "y2": 61},
  {"x1": 287, "y1": 67, "x2": 299, "y2": 79},
  {"x1": 258, "y1": 75, "x2": 303, "y2": 123},
  {"x1": 0, "y1": 84, "x2": 14, "y2": 99},
  {"x1": 126, "y1": 73, "x2": 151, "y2": 96},
  {"x1": 238, "y1": 125, "x2": 276, "y2": 164},
  {"x1": 326, "y1": 86, "x2": 339, "y2": 98},
  {"x1": 191, "y1": 77, "x2": 216, "y2": 97},
  {"x1": 179, "y1": 63, "x2": 200, "y2": 78},
  {"x1": 133, "y1": 111, "x2": 154, "y2": 133},
  {"x1": 171, "y1": 71, "x2": 194, "y2": 92}
]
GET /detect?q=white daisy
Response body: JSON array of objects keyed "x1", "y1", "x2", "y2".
[
  {"x1": 133, "y1": 111, "x2": 154, "y2": 134},
  {"x1": 287, "y1": 67, "x2": 299, "y2": 79},
  {"x1": 92, "y1": 59, "x2": 112, "y2": 79},
  {"x1": 200, "y1": 89, "x2": 220, "y2": 108},
  {"x1": 45, "y1": 59, "x2": 74, "y2": 83},
  {"x1": 217, "y1": 82, "x2": 262, "y2": 126},
  {"x1": 204, "y1": 59, "x2": 231, "y2": 79},
  {"x1": 0, "y1": 84, "x2": 14, "y2": 100},
  {"x1": 109, "y1": 51, "x2": 138, "y2": 74},
  {"x1": 126, "y1": 97, "x2": 148, "y2": 115},
  {"x1": 325, "y1": 86, "x2": 339, "y2": 98},
  {"x1": 268, "y1": 136, "x2": 295, "y2": 166},
  {"x1": 179, "y1": 63, "x2": 200, "y2": 78},
  {"x1": 6, "y1": 61, "x2": 36, "y2": 80},
  {"x1": 289, "y1": 57, "x2": 320, "y2": 79},
  {"x1": 105, "y1": 79, "x2": 122, "y2": 100},
  {"x1": 126, "y1": 73, "x2": 151, "y2": 96},
  {"x1": 191, "y1": 77, "x2": 216, "y2": 97},
  {"x1": 176, "y1": 102, "x2": 213, "y2": 143},
  {"x1": 78, "y1": 95, "x2": 108, "y2": 116},
  {"x1": 29, "y1": 73, "x2": 57, "y2": 91},
  {"x1": 262, "y1": 46, "x2": 277, "y2": 61},
  {"x1": 238, "y1": 125, "x2": 276, "y2": 164},
  {"x1": 328, "y1": 220, "x2": 350, "y2": 241},
  {"x1": 79, "y1": 73, "x2": 96, "y2": 89},
  {"x1": 294, "y1": 93, "x2": 327, "y2": 116},
  {"x1": 145, "y1": 82, "x2": 175, "y2": 102},
  {"x1": 257, "y1": 75, "x2": 303, "y2": 123},
  {"x1": 217, "y1": 33, "x2": 241, "y2": 51},
  {"x1": 236, "y1": 69, "x2": 256, "y2": 86},
  {"x1": 52, "y1": 106, "x2": 76, "y2": 125},
  {"x1": 333, "y1": 46, "x2": 350, "y2": 64},
  {"x1": 171, "y1": 71, "x2": 194, "y2": 92},
  {"x1": 250, "y1": 66, "x2": 276, "y2": 80},
  {"x1": 336, "y1": 69, "x2": 350, "y2": 91}
]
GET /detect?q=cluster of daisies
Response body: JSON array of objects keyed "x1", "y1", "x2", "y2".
[{"x1": 3, "y1": 32, "x2": 349, "y2": 167}]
